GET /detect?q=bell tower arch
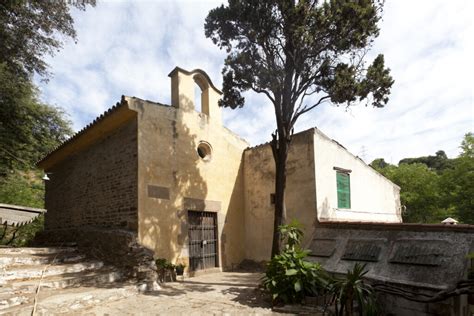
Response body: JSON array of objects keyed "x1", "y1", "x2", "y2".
[{"x1": 168, "y1": 67, "x2": 222, "y2": 125}]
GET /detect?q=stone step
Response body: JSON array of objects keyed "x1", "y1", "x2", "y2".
[
  {"x1": 0, "y1": 247, "x2": 77, "y2": 256},
  {"x1": 0, "y1": 252, "x2": 86, "y2": 267},
  {"x1": 0, "y1": 268, "x2": 124, "y2": 311},
  {"x1": 1, "y1": 260, "x2": 104, "y2": 281}
]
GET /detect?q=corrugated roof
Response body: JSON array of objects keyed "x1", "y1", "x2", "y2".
[{"x1": 0, "y1": 203, "x2": 46, "y2": 226}]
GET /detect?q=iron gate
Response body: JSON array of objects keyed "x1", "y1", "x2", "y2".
[{"x1": 188, "y1": 211, "x2": 218, "y2": 271}]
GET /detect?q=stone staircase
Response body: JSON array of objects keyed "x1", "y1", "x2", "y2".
[{"x1": 0, "y1": 246, "x2": 123, "y2": 312}]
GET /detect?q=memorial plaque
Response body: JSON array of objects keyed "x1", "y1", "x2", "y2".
[
  {"x1": 147, "y1": 185, "x2": 170, "y2": 200},
  {"x1": 342, "y1": 240, "x2": 381, "y2": 262},
  {"x1": 309, "y1": 239, "x2": 337, "y2": 257},
  {"x1": 389, "y1": 241, "x2": 447, "y2": 266}
]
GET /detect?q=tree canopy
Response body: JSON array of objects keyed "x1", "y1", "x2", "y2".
[
  {"x1": 0, "y1": 63, "x2": 73, "y2": 176},
  {"x1": 0, "y1": 0, "x2": 93, "y2": 245},
  {"x1": 206, "y1": 0, "x2": 393, "y2": 255},
  {"x1": 371, "y1": 133, "x2": 474, "y2": 224},
  {"x1": 0, "y1": 0, "x2": 95, "y2": 79},
  {"x1": 399, "y1": 150, "x2": 453, "y2": 172}
]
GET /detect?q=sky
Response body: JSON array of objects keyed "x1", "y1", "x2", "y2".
[{"x1": 35, "y1": 0, "x2": 473, "y2": 164}]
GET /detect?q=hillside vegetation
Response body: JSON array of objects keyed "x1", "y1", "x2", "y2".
[{"x1": 371, "y1": 133, "x2": 473, "y2": 224}]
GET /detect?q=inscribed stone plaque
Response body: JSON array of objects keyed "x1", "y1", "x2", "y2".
[
  {"x1": 342, "y1": 240, "x2": 381, "y2": 262},
  {"x1": 183, "y1": 197, "x2": 221, "y2": 212},
  {"x1": 309, "y1": 239, "x2": 337, "y2": 257},
  {"x1": 389, "y1": 240, "x2": 447, "y2": 266},
  {"x1": 147, "y1": 185, "x2": 170, "y2": 200}
]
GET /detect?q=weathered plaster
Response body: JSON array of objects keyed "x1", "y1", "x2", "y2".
[
  {"x1": 243, "y1": 130, "x2": 318, "y2": 261},
  {"x1": 313, "y1": 128, "x2": 402, "y2": 223},
  {"x1": 126, "y1": 68, "x2": 248, "y2": 271}
]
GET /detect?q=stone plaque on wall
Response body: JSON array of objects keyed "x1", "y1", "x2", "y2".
[
  {"x1": 183, "y1": 197, "x2": 221, "y2": 212},
  {"x1": 147, "y1": 185, "x2": 170, "y2": 200},
  {"x1": 342, "y1": 240, "x2": 382, "y2": 262},
  {"x1": 309, "y1": 239, "x2": 337, "y2": 257},
  {"x1": 389, "y1": 240, "x2": 448, "y2": 266}
]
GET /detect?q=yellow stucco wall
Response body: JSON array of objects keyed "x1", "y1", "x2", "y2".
[
  {"x1": 243, "y1": 130, "x2": 318, "y2": 261},
  {"x1": 38, "y1": 66, "x2": 402, "y2": 272},
  {"x1": 313, "y1": 129, "x2": 402, "y2": 223},
  {"x1": 127, "y1": 68, "x2": 249, "y2": 271}
]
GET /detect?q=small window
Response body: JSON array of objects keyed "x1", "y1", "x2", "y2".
[
  {"x1": 197, "y1": 142, "x2": 212, "y2": 161},
  {"x1": 336, "y1": 172, "x2": 351, "y2": 209}
]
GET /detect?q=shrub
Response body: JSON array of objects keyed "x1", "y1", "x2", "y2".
[
  {"x1": 329, "y1": 263, "x2": 377, "y2": 316},
  {"x1": 0, "y1": 214, "x2": 44, "y2": 247},
  {"x1": 155, "y1": 258, "x2": 175, "y2": 270},
  {"x1": 262, "y1": 221, "x2": 327, "y2": 304},
  {"x1": 468, "y1": 253, "x2": 474, "y2": 280}
]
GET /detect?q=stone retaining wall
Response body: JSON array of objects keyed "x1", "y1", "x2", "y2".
[
  {"x1": 309, "y1": 222, "x2": 474, "y2": 316},
  {"x1": 35, "y1": 227, "x2": 157, "y2": 287}
]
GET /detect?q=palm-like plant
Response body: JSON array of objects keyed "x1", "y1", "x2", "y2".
[{"x1": 330, "y1": 263, "x2": 377, "y2": 316}]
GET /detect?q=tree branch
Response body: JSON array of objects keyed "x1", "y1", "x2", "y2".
[
  {"x1": 251, "y1": 86, "x2": 276, "y2": 104},
  {"x1": 291, "y1": 95, "x2": 331, "y2": 126}
]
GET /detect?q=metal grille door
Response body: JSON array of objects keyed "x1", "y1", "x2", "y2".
[{"x1": 188, "y1": 211, "x2": 218, "y2": 271}]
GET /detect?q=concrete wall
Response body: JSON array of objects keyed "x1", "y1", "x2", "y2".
[
  {"x1": 313, "y1": 129, "x2": 402, "y2": 223},
  {"x1": 127, "y1": 68, "x2": 248, "y2": 271},
  {"x1": 243, "y1": 130, "x2": 318, "y2": 261},
  {"x1": 44, "y1": 118, "x2": 138, "y2": 231}
]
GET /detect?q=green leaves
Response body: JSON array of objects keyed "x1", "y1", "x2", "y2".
[
  {"x1": 294, "y1": 280, "x2": 302, "y2": 292},
  {"x1": 0, "y1": 0, "x2": 95, "y2": 79},
  {"x1": 262, "y1": 219, "x2": 327, "y2": 304},
  {"x1": 278, "y1": 220, "x2": 304, "y2": 250},
  {"x1": 329, "y1": 263, "x2": 377, "y2": 316},
  {"x1": 205, "y1": 0, "x2": 393, "y2": 118},
  {"x1": 206, "y1": 0, "x2": 393, "y2": 261},
  {"x1": 0, "y1": 64, "x2": 73, "y2": 176},
  {"x1": 285, "y1": 269, "x2": 298, "y2": 276},
  {"x1": 372, "y1": 137, "x2": 474, "y2": 224}
]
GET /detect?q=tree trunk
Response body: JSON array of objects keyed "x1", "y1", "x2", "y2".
[{"x1": 270, "y1": 130, "x2": 290, "y2": 257}]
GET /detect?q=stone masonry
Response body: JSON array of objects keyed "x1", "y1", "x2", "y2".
[{"x1": 44, "y1": 118, "x2": 138, "y2": 231}]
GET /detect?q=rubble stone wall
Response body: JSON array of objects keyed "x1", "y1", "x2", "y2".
[{"x1": 44, "y1": 118, "x2": 138, "y2": 231}]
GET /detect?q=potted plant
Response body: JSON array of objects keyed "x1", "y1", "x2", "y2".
[
  {"x1": 155, "y1": 258, "x2": 176, "y2": 282},
  {"x1": 175, "y1": 263, "x2": 186, "y2": 276}
]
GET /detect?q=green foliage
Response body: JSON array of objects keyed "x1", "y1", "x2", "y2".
[
  {"x1": 206, "y1": 0, "x2": 393, "y2": 257},
  {"x1": 205, "y1": 0, "x2": 393, "y2": 112},
  {"x1": 459, "y1": 132, "x2": 473, "y2": 158},
  {"x1": 329, "y1": 263, "x2": 377, "y2": 316},
  {"x1": 0, "y1": 0, "x2": 91, "y2": 247},
  {"x1": 0, "y1": 63, "x2": 73, "y2": 176},
  {"x1": 468, "y1": 253, "x2": 474, "y2": 280},
  {"x1": 369, "y1": 158, "x2": 390, "y2": 170},
  {"x1": 0, "y1": 0, "x2": 95, "y2": 79},
  {"x1": 155, "y1": 258, "x2": 175, "y2": 270},
  {"x1": 262, "y1": 221, "x2": 327, "y2": 304},
  {"x1": 372, "y1": 133, "x2": 473, "y2": 224},
  {"x1": 399, "y1": 150, "x2": 452, "y2": 173},
  {"x1": 382, "y1": 163, "x2": 451, "y2": 223},
  {"x1": 0, "y1": 170, "x2": 44, "y2": 208},
  {"x1": 0, "y1": 170, "x2": 45, "y2": 247},
  {"x1": 0, "y1": 214, "x2": 44, "y2": 247},
  {"x1": 278, "y1": 220, "x2": 304, "y2": 250},
  {"x1": 439, "y1": 156, "x2": 474, "y2": 224}
]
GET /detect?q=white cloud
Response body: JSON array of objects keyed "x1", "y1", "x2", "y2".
[{"x1": 35, "y1": 0, "x2": 473, "y2": 164}]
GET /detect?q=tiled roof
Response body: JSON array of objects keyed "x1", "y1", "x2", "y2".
[{"x1": 36, "y1": 96, "x2": 128, "y2": 167}]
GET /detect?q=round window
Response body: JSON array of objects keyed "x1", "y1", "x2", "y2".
[{"x1": 197, "y1": 142, "x2": 212, "y2": 161}]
